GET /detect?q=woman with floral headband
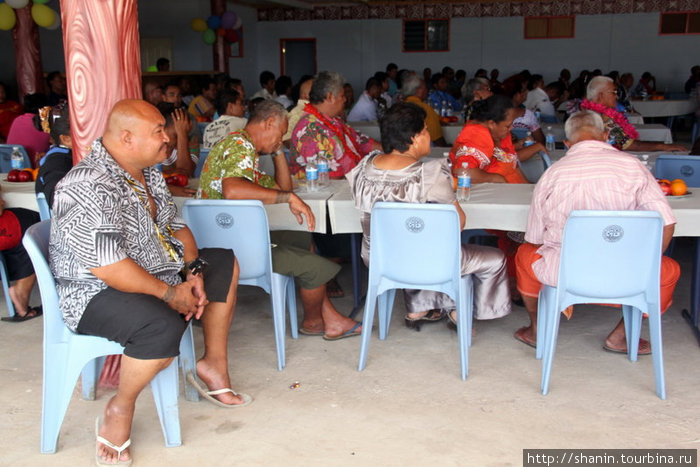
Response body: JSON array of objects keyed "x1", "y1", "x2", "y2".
[
  {"x1": 34, "y1": 102, "x2": 73, "y2": 207},
  {"x1": 582, "y1": 76, "x2": 686, "y2": 152}
]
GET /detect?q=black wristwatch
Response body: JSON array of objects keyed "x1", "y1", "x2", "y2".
[{"x1": 187, "y1": 257, "x2": 208, "y2": 276}]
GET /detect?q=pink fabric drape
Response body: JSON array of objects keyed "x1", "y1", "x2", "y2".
[
  {"x1": 12, "y1": 5, "x2": 43, "y2": 100},
  {"x1": 60, "y1": 0, "x2": 142, "y2": 163}
]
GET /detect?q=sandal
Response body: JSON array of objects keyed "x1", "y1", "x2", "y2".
[
  {"x1": 326, "y1": 278, "x2": 345, "y2": 298},
  {"x1": 405, "y1": 309, "x2": 445, "y2": 331},
  {"x1": 95, "y1": 417, "x2": 132, "y2": 466},
  {"x1": 1, "y1": 306, "x2": 42, "y2": 323},
  {"x1": 446, "y1": 309, "x2": 458, "y2": 331}
]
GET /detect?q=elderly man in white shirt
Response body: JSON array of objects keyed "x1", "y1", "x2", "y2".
[{"x1": 347, "y1": 77, "x2": 381, "y2": 122}]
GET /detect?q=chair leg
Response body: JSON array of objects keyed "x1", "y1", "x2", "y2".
[
  {"x1": 0, "y1": 253, "x2": 15, "y2": 318},
  {"x1": 647, "y1": 304, "x2": 666, "y2": 399},
  {"x1": 80, "y1": 356, "x2": 106, "y2": 400},
  {"x1": 458, "y1": 277, "x2": 472, "y2": 380},
  {"x1": 541, "y1": 295, "x2": 561, "y2": 395},
  {"x1": 377, "y1": 289, "x2": 395, "y2": 340},
  {"x1": 621, "y1": 305, "x2": 642, "y2": 362},
  {"x1": 41, "y1": 347, "x2": 86, "y2": 454},
  {"x1": 178, "y1": 324, "x2": 199, "y2": 402},
  {"x1": 358, "y1": 285, "x2": 378, "y2": 371},
  {"x1": 150, "y1": 359, "x2": 182, "y2": 448},
  {"x1": 286, "y1": 278, "x2": 298, "y2": 339},
  {"x1": 270, "y1": 275, "x2": 287, "y2": 371}
]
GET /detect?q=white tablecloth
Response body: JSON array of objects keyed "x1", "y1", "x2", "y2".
[
  {"x1": 631, "y1": 99, "x2": 698, "y2": 118},
  {"x1": 327, "y1": 181, "x2": 700, "y2": 237},
  {"x1": 1, "y1": 178, "x2": 334, "y2": 234}
]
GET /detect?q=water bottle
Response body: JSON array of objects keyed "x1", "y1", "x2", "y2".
[
  {"x1": 305, "y1": 159, "x2": 318, "y2": 192},
  {"x1": 11, "y1": 146, "x2": 24, "y2": 170},
  {"x1": 545, "y1": 126, "x2": 555, "y2": 153},
  {"x1": 317, "y1": 154, "x2": 329, "y2": 188},
  {"x1": 441, "y1": 100, "x2": 447, "y2": 117},
  {"x1": 456, "y1": 163, "x2": 471, "y2": 202},
  {"x1": 523, "y1": 131, "x2": 535, "y2": 147}
]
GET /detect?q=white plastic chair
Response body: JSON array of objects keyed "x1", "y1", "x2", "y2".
[
  {"x1": 22, "y1": 221, "x2": 197, "y2": 453},
  {"x1": 36, "y1": 192, "x2": 51, "y2": 221},
  {"x1": 536, "y1": 210, "x2": 666, "y2": 399},
  {"x1": 357, "y1": 202, "x2": 474, "y2": 380},
  {"x1": 182, "y1": 199, "x2": 298, "y2": 370}
]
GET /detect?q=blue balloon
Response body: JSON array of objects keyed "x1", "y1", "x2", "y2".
[{"x1": 206, "y1": 15, "x2": 221, "y2": 30}]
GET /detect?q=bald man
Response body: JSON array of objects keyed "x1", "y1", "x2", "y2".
[{"x1": 50, "y1": 99, "x2": 247, "y2": 466}]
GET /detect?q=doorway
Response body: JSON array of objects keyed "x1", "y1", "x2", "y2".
[{"x1": 280, "y1": 39, "x2": 316, "y2": 82}]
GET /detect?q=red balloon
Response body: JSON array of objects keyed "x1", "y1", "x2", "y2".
[
  {"x1": 224, "y1": 29, "x2": 239, "y2": 43},
  {"x1": 217, "y1": 27, "x2": 226, "y2": 37}
]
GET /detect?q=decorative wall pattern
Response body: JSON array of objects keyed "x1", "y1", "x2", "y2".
[{"x1": 258, "y1": 0, "x2": 700, "y2": 21}]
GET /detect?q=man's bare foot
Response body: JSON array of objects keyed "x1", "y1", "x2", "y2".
[
  {"x1": 603, "y1": 337, "x2": 652, "y2": 355},
  {"x1": 97, "y1": 397, "x2": 133, "y2": 464},
  {"x1": 195, "y1": 359, "x2": 246, "y2": 406},
  {"x1": 322, "y1": 318, "x2": 362, "y2": 339},
  {"x1": 514, "y1": 326, "x2": 537, "y2": 348}
]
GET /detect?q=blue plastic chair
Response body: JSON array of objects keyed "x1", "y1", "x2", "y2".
[
  {"x1": 0, "y1": 252, "x2": 15, "y2": 317},
  {"x1": 36, "y1": 192, "x2": 51, "y2": 221},
  {"x1": 536, "y1": 210, "x2": 666, "y2": 399},
  {"x1": 22, "y1": 221, "x2": 197, "y2": 453},
  {"x1": 0, "y1": 144, "x2": 31, "y2": 172},
  {"x1": 194, "y1": 148, "x2": 210, "y2": 178},
  {"x1": 357, "y1": 202, "x2": 474, "y2": 380},
  {"x1": 519, "y1": 151, "x2": 553, "y2": 184},
  {"x1": 182, "y1": 200, "x2": 298, "y2": 370},
  {"x1": 654, "y1": 155, "x2": 700, "y2": 186}
]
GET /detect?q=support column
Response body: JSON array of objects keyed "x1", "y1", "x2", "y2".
[
  {"x1": 60, "y1": 0, "x2": 142, "y2": 163},
  {"x1": 12, "y1": 5, "x2": 43, "y2": 100},
  {"x1": 211, "y1": 0, "x2": 227, "y2": 73}
]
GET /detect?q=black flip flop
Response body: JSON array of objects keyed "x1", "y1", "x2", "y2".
[
  {"x1": 405, "y1": 309, "x2": 445, "y2": 331},
  {"x1": 1, "y1": 306, "x2": 43, "y2": 323}
]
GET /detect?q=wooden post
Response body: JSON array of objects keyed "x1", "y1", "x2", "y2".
[
  {"x1": 60, "y1": 0, "x2": 142, "y2": 163},
  {"x1": 211, "y1": 0, "x2": 227, "y2": 73},
  {"x1": 12, "y1": 5, "x2": 44, "y2": 100}
]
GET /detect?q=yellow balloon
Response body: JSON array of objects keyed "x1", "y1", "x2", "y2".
[
  {"x1": 31, "y1": 3, "x2": 55, "y2": 28},
  {"x1": 0, "y1": 4, "x2": 16, "y2": 31},
  {"x1": 191, "y1": 18, "x2": 207, "y2": 33}
]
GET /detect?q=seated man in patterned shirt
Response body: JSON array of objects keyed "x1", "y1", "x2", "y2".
[
  {"x1": 197, "y1": 99, "x2": 362, "y2": 340},
  {"x1": 50, "y1": 100, "x2": 248, "y2": 466},
  {"x1": 514, "y1": 110, "x2": 680, "y2": 353}
]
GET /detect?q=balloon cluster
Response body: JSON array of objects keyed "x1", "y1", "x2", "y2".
[
  {"x1": 0, "y1": 0, "x2": 60, "y2": 32},
  {"x1": 191, "y1": 10, "x2": 241, "y2": 45}
]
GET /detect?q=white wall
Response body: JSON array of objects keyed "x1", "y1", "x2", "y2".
[{"x1": 1, "y1": 6, "x2": 698, "y2": 99}]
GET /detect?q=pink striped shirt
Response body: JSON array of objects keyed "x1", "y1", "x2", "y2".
[{"x1": 525, "y1": 139, "x2": 676, "y2": 286}]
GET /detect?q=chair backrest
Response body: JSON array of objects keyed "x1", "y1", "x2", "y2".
[
  {"x1": 36, "y1": 192, "x2": 51, "y2": 221},
  {"x1": 510, "y1": 127, "x2": 529, "y2": 141},
  {"x1": 557, "y1": 210, "x2": 663, "y2": 309},
  {"x1": 182, "y1": 199, "x2": 273, "y2": 292},
  {"x1": 194, "y1": 148, "x2": 210, "y2": 178},
  {"x1": 22, "y1": 221, "x2": 67, "y2": 345},
  {"x1": 0, "y1": 144, "x2": 31, "y2": 172},
  {"x1": 654, "y1": 155, "x2": 700, "y2": 186},
  {"x1": 369, "y1": 202, "x2": 462, "y2": 297},
  {"x1": 519, "y1": 152, "x2": 552, "y2": 183},
  {"x1": 197, "y1": 122, "x2": 209, "y2": 136}
]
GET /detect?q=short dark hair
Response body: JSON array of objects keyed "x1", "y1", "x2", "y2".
[
  {"x1": 23, "y1": 93, "x2": 48, "y2": 114},
  {"x1": 275, "y1": 75, "x2": 293, "y2": 96},
  {"x1": 386, "y1": 62, "x2": 398, "y2": 72},
  {"x1": 365, "y1": 77, "x2": 380, "y2": 92},
  {"x1": 379, "y1": 102, "x2": 426, "y2": 154},
  {"x1": 470, "y1": 95, "x2": 513, "y2": 123},
  {"x1": 215, "y1": 89, "x2": 242, "y2": 116},
  {"x1": 527, "y1": 74, "x2": 543, "y2": 90},
  {"x1": 46, "y1": 71, "x2": 62, "y2": 86},
  {"x1": 156, "y1": 101, "x2": 178, "y2": 127},
  {"x1": 259, "y1": 70, "x2": 275, "y2": 87},
  {"x1": 430, "y1": 72, "x2": 443, "y2": 87},
  {"x1": 156, "y1": 57, "x2": 170, "y2": 70},
  {"x1": 373, "y1": 71, "x2": 388, "y2": 84}
]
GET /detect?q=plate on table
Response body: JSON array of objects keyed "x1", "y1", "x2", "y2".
[{"x1": 668, "y1": 191, "x2": 693, "y2": 199}]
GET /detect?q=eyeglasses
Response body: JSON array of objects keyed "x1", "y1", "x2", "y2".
[{"x1": 605, "y1": 90, "x2": 619, "y2": 96}]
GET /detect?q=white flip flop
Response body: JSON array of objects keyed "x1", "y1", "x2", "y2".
[{"x1": 186, "y1": 372, "x2": 253, "y2": 409}]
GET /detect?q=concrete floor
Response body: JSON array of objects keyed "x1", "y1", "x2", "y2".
[{"x1": 1, "y1": 238, "x2": 699, "y2": 467}]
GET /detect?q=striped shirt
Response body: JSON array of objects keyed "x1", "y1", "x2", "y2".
[
  {"x1": 525, "y1": 139, "x2": 676, "y2": 286},
  {"x1": 50, "y1": 138, "x2": 186, "y2": 331}
]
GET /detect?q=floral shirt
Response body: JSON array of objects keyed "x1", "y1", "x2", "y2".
[
  {"x1": 289, "y1": 111, "x2": 377, "y2": 178},
  {"x1": 600, "y1": 113, "x2": 633, "y2": 151},
  {"x1": 197, "y1": 130, "x2": 274, "y2": 199},
  {"x1": 50, "y1": 138, "x2": 186, "y2": 331}
]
